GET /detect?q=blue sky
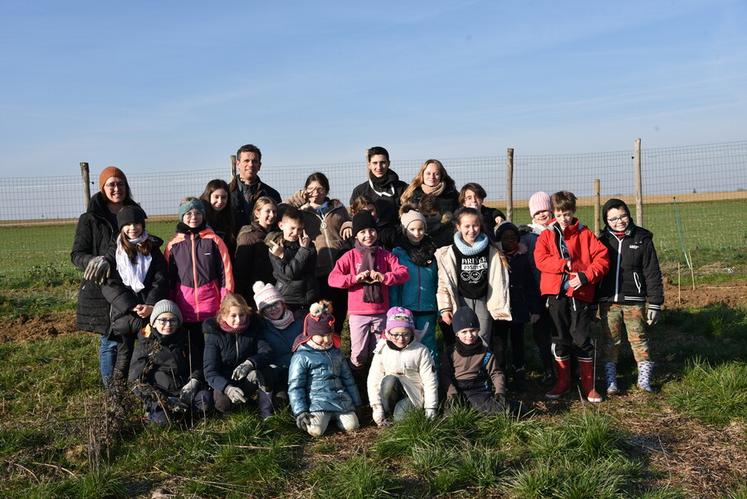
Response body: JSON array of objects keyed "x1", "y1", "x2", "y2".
[{"x1": 1, "y1": 0, "x2": 746, "y2": 177}]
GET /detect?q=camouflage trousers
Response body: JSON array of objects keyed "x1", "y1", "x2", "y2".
[{"x1": 599, "y1": 303, "x2": 650, "y2": 363}]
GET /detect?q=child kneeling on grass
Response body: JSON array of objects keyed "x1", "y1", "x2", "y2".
[
  {"x1": 203, "y1": 293, "x2": 275, "y2": 419},
  {"x1": 288, "y1": 302, "x2": 362, "y2": 436},
  {"x1": 440, "y1": 307, "x2": 508, "y2": 413},
  {"x1": 367, "y1": 307, "x2": 438, "y2": 426},
  {"x1": 128, "y1": 300, "x2": 212, "y2": 425}
]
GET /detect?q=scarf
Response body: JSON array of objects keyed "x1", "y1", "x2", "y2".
[
  {"x1": 455, "y1": 338, "x2": 484, "y2": 357},
  {"x1": 368, "y1": 170, "x2": 398, "y2": 198},
  {"x1": 219, "y1": 318, "x2": 248, "y2": 334},
  {"x1": 528, "y1": 222, "x2": 548, "y2": 235},
  {"x1": 421, "y1": 182, "x2": 445, "y2": 197},
  {"x1": 401, "y1": 234, "x2": 436, "y2": 267},
  {"x1": 268, "y1": 308, "x2": 295, "y2": 330},
  {"x1": 354, "y1": 241, "x2": 383, "y2": 303},
  {"x1": 115, "y1": 232, "x2": 151, "y2": 293},
  {"x1": 453, "y1": 232, "x2": 489, "y2": 256},
  {"x1": 176, "y1": 221, "x2": 206, "y2": 234}
]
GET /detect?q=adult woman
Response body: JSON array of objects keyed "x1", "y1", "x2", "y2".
[
  {"x1": 234, "y1": 196, "x2": 278, "y2": 307},
  {"x1": 71, "y1": 166, "x2": 141, "y2": 385},
  {"x1": 294, "y1": 172, "x2": 350, "y2": 331},
  {"x1": 401, "y1": 159, "x2": 459, "y2": 247}
]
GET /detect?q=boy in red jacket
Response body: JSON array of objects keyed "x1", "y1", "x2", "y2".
[{"x1": 534, "y1": 191, "x2": 609, "y2": 402}]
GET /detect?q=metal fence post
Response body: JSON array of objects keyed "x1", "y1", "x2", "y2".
[
  {"x1": 506, "y1": 148, "x2": 514, "y2": 222},
  {"x1": 80, "y1": 162, "x2": 91, "y2": 210}
]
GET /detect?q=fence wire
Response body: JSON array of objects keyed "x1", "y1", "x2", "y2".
[{"x1": 0, "y1": 141, "x2": 745, "y2": 280}]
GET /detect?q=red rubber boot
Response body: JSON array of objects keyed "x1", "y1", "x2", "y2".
[
  {"x1": 578, "y1": 357, "x2": 603, "y2": 403},
  {"x1": 545, "y1": 355, "x2": 571, "y2": 400}
]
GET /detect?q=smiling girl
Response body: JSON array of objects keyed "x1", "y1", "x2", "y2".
[{"x1": 200, "y1": 179, "x2": 236, "y2": 256}]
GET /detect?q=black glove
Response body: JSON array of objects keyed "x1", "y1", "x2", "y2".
[{"x1": 295, "y1": 412, "x2": 311, "y2": 431}]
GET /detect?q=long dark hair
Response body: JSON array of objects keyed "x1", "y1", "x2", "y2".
[
  {"x1": 118, "y1": 229, "x2": 156, "y2": 262},
  {"x1": 200, "y1": 179, "x2": 235, "y2": 238}
]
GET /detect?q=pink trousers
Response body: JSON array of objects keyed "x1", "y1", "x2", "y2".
[{"x1": 347, "y1": 313, "x2": 386, "y2": 367}]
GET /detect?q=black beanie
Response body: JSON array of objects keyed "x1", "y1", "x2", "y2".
[
  {"x1": 117, "y1": 205, "x2": 147, "y2": 230},
  {"x1": 494, "y1": 221, "x2": 519, "y2": 242},
  {"x1": 352, "y1": 210, "x2": 377, "y2": 236},
  {"x1": 452, "y1": 306, "x2": 480, "y2": 333}
]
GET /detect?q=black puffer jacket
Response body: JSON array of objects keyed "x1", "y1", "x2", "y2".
[
  {"x1": 128, "y1": 325, "x2": 195, "y2": 395},
  {"x1": 101, "y1": 235, "x2": 169, "y2": 337},
  {"x1": 70, "y1": 192, "x2": 140, "y2": 334},
  {"x1": 202, "y1": 316, "x2": 271, "y2": 394},
  {"x1": 597, "y1": 225, "x2": 664, "y2": 310},
  {"x1": 269, "y1": 240, "x2": 318, "y2": 307}
]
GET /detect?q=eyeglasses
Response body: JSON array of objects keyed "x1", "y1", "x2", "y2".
[
  {"x1": 387, "y1": 332, "x2": 411, "y2": 340},
  {"x1": 156, "y1": 318, "x2": 179, "y2": 325},
  {"x1": 607, "y1": 215, "x2": 629, "y2": 223},
  {"x1": 104, "y1": 181, "x2": 125, "y2": 189}
]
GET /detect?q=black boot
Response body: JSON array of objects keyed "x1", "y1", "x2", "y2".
[
  {"x1": 257, "y1": 390, "x2": 275, "y2": 420},
  {"x1": 351, "y1": 364, "x2": 370, "y2": 405}
]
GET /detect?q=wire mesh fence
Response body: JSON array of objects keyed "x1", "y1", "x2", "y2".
[{"x1": 0, "y1": 140, "x2": 745, "y2": 281}]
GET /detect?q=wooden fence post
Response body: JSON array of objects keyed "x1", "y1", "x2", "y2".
[
  {"x1": 230, "y1": 155, "x2": 237, "y2": 179},
  {"x1": 593, "y1": 178, "x2": 601, "y2": 234},
  {"x1": 80, "y1": 162, "x2": 91, "y2": 210},
  {"x1": 506, "y1": 148, "x2": 514, "y2": 222},
  {"x1": 634, "y1": 138, "x2": 643, "y2": 226}
]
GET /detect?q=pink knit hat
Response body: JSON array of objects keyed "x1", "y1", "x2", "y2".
[
  {"x1": 400, "y1": 207, "x2": 426, "y2": 230},
  {"x1": 528, "y1": 191, "x2": 552, "y2": 217},
  {"x1": 252, "y1": 281, "x2": 284, "y2": 311},
  {"x1": 385, "y1": 307, "x2": 415, "y2": 332}
]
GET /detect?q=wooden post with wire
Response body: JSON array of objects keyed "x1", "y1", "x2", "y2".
[
  {"x1": 593, "y1": 178, "x2": 601, "y2": 234},
  {"x1": 230, "y1": 154, "x2": 237, "y2": 179},
  {"x1": 506, "y1": 148, "x2": 514, "y2": 222},
  {"x1": 80, "y1": 162, "x2": 91, "y2": 210},
  {"x1": 634, "y1": 138, "x2": 643, "y2": 226}
]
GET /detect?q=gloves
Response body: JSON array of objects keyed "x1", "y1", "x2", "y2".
[
  {"x1": 494, "y1": 393, "x2": 507, "y2": 411},
  {"x1": 372, "y1": 406, "x2": 388, "y2": 426},
  {"x1": 83, "y1": 256, "x2": 110, "y2": 284},
  {"x1": 224, "y1": 385, "x2": 247, "y2": 404},
  {"x1": 231, "y1": 359, "x2": 255, "y2": 381},
  {"x1": 424, "y1": 408, "x2": 437, "y2": 420},
  {"x1": 166, "y1": 396, "x2": 189, "y2": 413},
  {"x1": 647, "y1": 308, "x2": 660, "y2": 326},
  {"x1": 295, "y1": 412, "x2": 311, "y2": 431},
  {"x1": 179, "y1": 378, "x2": 200, "y2": 403}
]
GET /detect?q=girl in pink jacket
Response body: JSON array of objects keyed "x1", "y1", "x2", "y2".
[{"x1": 328, "y1": 211, "x2": 409, "y2": 394}]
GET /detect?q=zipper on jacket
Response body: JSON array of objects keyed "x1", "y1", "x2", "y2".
[
  {"x1": 190, "y1": 234, "x2": 200, "y2": 321},
  {"x1": 236, "y1": 335, "x2": 240, "y2": 366},
  {"x1": 614, "y1": 236, "x2": 623, "y2": 302},
  {"x1": 417, "y1": 265, "x2": 422, "y2": 306},
  {"x1": 633, "y1": 272, "x2": 642, "y2": 294}
]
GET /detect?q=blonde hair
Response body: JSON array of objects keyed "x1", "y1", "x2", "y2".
[
  {"x1": 218, "y1": 293, "x2": 252, "y2": 319},
  {"x1": 400, "y1": 159, "x2": 454, "y2": 204},
  {"x1": 252, "y1": 196, "x2": 278, "y2": 222}
]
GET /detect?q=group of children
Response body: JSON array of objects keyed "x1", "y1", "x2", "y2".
[{"x1": 97, "y1": 168, "x2": 664, "y2": 435}]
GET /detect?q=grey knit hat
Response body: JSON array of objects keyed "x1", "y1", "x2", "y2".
[{"x1": 150, "y1": 299, "x2": 183, "y2": 326}]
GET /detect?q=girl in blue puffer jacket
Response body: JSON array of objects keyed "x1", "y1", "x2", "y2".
[
  {"x1": 390, "y1": 205, "x2": 439, "y2": 365},
  {"x1": 288, "y1": 302, "x2": 361, "y2": 437}
]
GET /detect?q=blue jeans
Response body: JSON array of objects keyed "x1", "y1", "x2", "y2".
[{"x1": 99, "y1": 335, "x2": 118, "y2": 386}]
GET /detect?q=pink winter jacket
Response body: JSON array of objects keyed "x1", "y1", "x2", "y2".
[{"x1": 328, "y1": 246, "x2": 409, "y2": 315}]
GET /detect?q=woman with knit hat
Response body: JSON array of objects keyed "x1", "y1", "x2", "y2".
[
  {"x1": 390, "y1": 204, "x2": 440, "y2": 364},
  {"x1": 164, "y1": 197, "x2": 235, "y2": 386},
  {"x1": 71, "y1": 166, "x2": 142, "y2": 385},
  {"x1": 287, "y1": 302, "x2": 361, "y2": 436},
  {"x1": 128, "y1": 299, "x2": 212, "y2": 425}
]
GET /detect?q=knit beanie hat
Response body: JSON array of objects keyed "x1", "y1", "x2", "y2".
[
  {"x1": 352, "y1": 210, "x2": 377, "y2": 236},
  {"x1": 116, "y1": 205, "x2": 147, "y2": 230},
  {"x1": 528, "y1": 191, "x2": 552, "y2": 217},
  {"x1": 400, "y1": 206, "x2": 427, "y2": 231},
  {"x1": 385, "y1": 306, "x2": 415, "y2": 332},
  {"x1": 303, "y1": 302, "x2": 335, "y2": 336},
  {"x1": 178, "y1": 198, "x2": 206, "y2": 220},
  {"x1": 150, "y1": 299, "x2": 183, "y2": 327},
  {"x1": 494, "y1": 221, "x2": 519, "y2": 242},
  {"x1": 99, "y1": 166, "x2": 128, "y2": 192},
  {"x1": 252, "y1": 281, "x2": 284, "y2": 311},
  {"x1": 452, "y1": 306, "x2": 480, "y2": 333}
]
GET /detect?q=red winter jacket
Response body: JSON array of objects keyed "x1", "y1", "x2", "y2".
[{"x1": 534, "y1": 219, "x2": 609, "y2": 303}]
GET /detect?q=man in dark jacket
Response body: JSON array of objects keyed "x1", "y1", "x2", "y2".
[
  {"x1": 228, "y1": 144, "x2": 282, "y2": 233},
  {"x1": 349, "y1": 146, "x2": 407, "y2": 230}
]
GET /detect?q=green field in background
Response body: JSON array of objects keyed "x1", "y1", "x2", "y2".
[{"x1": 0, "y1": 200, "x2": 744, "y2": 281}]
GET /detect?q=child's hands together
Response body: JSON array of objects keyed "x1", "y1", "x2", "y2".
[
  {"x1": 356, "y1": 270, "x2": 371, "y2": 283},
  {"x1": 368, "y1": 271, "x2": 384, "y2": 283}
]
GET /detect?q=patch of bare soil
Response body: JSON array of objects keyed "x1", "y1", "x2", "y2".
[
  {"x1": 664, "y1": 280, "x2": 747, "y2": 309},
  {"x1": 1, "y1": 311, "x2": 77, "y2": 343}
]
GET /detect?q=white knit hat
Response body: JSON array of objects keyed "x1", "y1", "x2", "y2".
[
  {"x1": 528, "y1": 191, "x2": 552, "y2": 217},
  {"x1": 253, "y1": 281, "x2": 284, "y2": 311},
  {"x1": 150, "y1": 299, "x2": 183, "y2": 326}
]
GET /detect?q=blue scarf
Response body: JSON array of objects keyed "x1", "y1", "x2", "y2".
[{"x1": 453, "y1": 232, "x2": 489, "y2": 256}]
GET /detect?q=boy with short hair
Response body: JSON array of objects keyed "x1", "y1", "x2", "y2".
[
  {"x1": 534, "y1": 191, "x2": 609, "y2": 403},
  {"x1": 268, "y1": 206, "x2": 318, "y2": 316}
]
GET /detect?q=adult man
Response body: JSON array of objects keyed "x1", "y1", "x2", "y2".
[
  {"x1": 229, "y1": 144, "x2": 282, "y2": 232},
  {"x1": 349, "y1": 146, "x2": 407, "y2": 229}
]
